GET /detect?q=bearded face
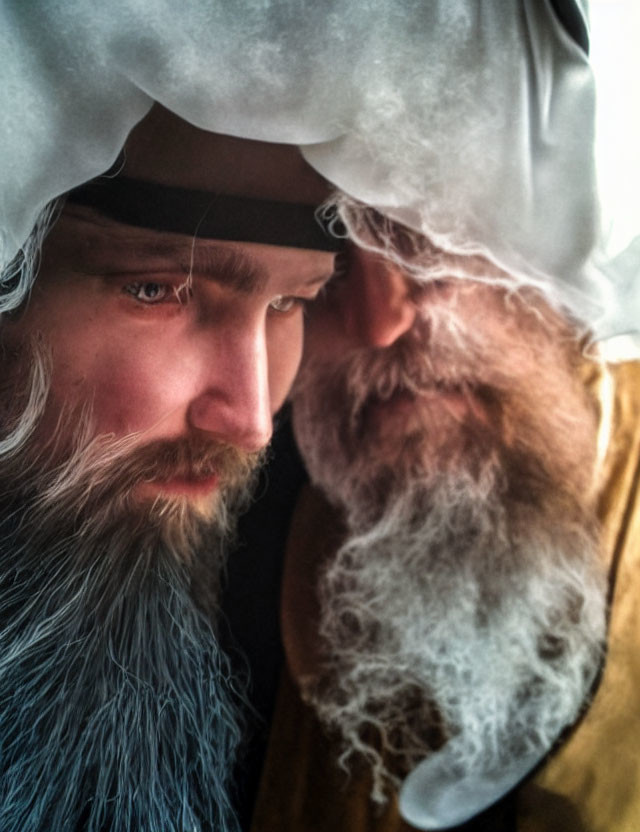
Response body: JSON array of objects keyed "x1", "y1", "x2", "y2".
[
  {"x1": 0, "y1": 114, "x2": 338, "y2": 831},
  {"x1": 293, "y1": 275, "x2": 598, "y2": 525},
  {"x1": 290, "y1": 253, "x2": 607, "y2": 810},
  {"x1": 0, "y1": 338, "x2": 264, "y2": 832}
]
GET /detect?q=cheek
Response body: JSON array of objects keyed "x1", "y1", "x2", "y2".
[
  {"x1": 89, "y1": 358, "x2": 160, "y2": 435},
  {"x1": 47, "y1": 332, "x2": 196, "y2": 438}
]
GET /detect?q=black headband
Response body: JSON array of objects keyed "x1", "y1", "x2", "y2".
[{"x1": 66, "y1": 176, "x2": 346, "y2": 253}]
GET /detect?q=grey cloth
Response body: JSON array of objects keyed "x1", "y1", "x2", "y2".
[{"x1": 0, "y1": 0, "x2": 637, "y2": 347}]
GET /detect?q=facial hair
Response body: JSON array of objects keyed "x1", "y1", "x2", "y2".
[
  {"x1": 0, "y1": 350, "x2": 263, "y2": 832},
  {"x1": 291, "y1": 285, "x2": 607, "y2": 803},
  {"x1": 293, "y1": 283, "x2": 599, "y2": 527}
]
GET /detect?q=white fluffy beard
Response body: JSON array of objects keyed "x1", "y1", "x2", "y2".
[
  {"x1": 291, "y1": 288, "x2": 607, "y2": 803},
  {"x1": 0, "y1": 355, "x2": 262, "y2": 832},
  {"x1": 300, "y1": 467, "x2": 606, "y2": 804}
]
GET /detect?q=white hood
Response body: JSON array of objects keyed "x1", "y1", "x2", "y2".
[{"x1": 0, "y1": 0, "x2": 638, "y2": 353}]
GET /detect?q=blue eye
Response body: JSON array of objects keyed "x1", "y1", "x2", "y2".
[{"x1": 124, "y1": 282, "x2": 170, "y2": 304}]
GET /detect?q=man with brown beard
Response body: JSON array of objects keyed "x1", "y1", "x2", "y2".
[
  {"x1": 248, "y1": 233, "x2": 640, "y2": 831},
  {"x1": 0, "y1": 105, "x2": 339, "y2": 831}
]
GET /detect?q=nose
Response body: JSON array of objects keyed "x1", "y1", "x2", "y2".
[
  {"x1": 187, "y1": 324, "x2": 273, "y2": 453},
  {"x1": 344, "y1": 250, "x2": 417, "y2": 348}
]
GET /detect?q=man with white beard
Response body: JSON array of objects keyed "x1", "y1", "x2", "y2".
[
  {"x1": 247, "y1": 227, "x2": 640, "y2": 831},
  {"x1": 0, "y1": 106, "x2": 339, "y2": 831}
]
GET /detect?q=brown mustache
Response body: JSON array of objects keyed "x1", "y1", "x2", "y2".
[
  {"x1": 113, "y1": 435, "x2": 263, "y2": 489},
  {"x1": 339, "y1": 343, "x2": 474, "y2": 409}
]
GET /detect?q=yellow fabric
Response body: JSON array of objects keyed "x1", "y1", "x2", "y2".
[
  {"x1": 251, "y1": 667, "x2": 416, "y2": 832},
  {"x1": 251, "y1": 361, "x2": 640, "y2": 832},
  {"x1": 519, "y1": 361, "x2": 640, "y2": 832}
]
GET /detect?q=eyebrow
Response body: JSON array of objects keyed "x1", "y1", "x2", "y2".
[
  {"x1": 180, "y1": 245, "x2": 269, "y2": 293},
  {"x1": 77, "y1": 234, "x2": 333, "y2": 294},
  {"x1": 174, "y1": 244, "x2": 332, "y2": 293}
]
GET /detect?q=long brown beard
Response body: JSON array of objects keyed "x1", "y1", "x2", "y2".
[
  {"x1": 291, "y1": 285, "x2": 606, "y2": 803},
  {"x1": 0, "y1": 345, "x2": 263, "y2": 832},
  {"x1": 292, "y1": 284, "x2": 598, "y2": 527}
]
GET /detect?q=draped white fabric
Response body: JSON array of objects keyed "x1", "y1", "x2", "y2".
[{"x1": 0, "y1": 0, "x2": 638, "y2": 352}]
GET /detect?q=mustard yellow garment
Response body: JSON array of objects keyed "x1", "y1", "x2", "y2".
[
  {"x1": 519, "y1": 361, "x2": 640, "y2": 832},
  {"x1": 252, "y1": 362, "x2": 640, "y2": 832}
]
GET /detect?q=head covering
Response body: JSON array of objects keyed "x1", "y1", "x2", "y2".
[{"x1": 0, "y1": 0, "x2": 638, "y2": 353}]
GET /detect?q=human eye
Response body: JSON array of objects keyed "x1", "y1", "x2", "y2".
[
  {"x1": 268, "y1": 252, "x2": 351, "y2": 318},
  {"x1": 123, "y1": 281, "x2": 174, "y2": 305},
  {"x1": 268, "y1": 294, "x2": 306, "y2": 315}
]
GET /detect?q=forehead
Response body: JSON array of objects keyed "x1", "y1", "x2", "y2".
[{"x1": 122, "y1": 107, "x2": 332, "y2": 204}]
